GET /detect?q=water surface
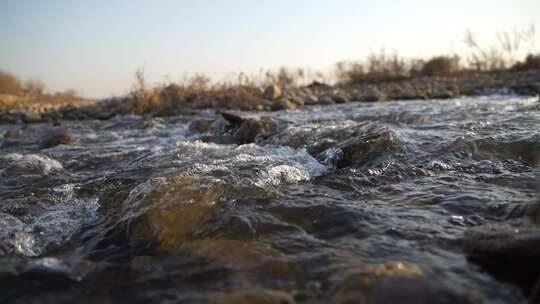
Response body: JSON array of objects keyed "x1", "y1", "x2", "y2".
[{"x1": 1, "y1": 95, "x2": 539, "y2": 303}]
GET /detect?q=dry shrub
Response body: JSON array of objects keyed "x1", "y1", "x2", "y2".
[
  {"x1": 335, "y1": 52, "x2": 460, "y2": 85},
  {"x1": 206, "y1": 85, "x2": 262, "y2": 110},
  {"x1": 0, "y1": 69, "x2": 24, "y2": 95},
  {"x1": 128, "y1": 69, "x2": 264, "y2": 114},
  {"x1": 419, "y1": 56, "x2": 461, "y2": 77},
  {"x1": 464, "y1": 24, "x2": 536, "y2": 71},
  {"x1": 24, "y1": 79, "x2": 46, "y2": 95},
  {"x1": 512, "y1": 54, "x2": 540, "y2": 71},
  {"x1": 337, "y1": 50, "x2": 410, "y2": 85}
]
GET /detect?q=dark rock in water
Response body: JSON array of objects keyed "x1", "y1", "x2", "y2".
[
  {"x1": 124, "y1": 176, "x2": 227, "y2": 250},
  {"x1": 263, "y1": 84, "x2": 283, "y2": 101},
  {"x1": 308, "y1": 138, "x2": 339, "y2": 157},
  {"x1": 220, "y1": 111, "x2": 245, "y2": 126},
  {"x1": 332, "y1": 93, "x2": 349, "y2": 104},
  {"x1": 463, "y1": 218, "x2": 540, "y2": 300},
  {"x1": 464, "y1": 222, "x2": 540, "y2": 263},
  {"x1": 510, "y1": 83, "x2": 540, "y2": 96},
  {"x1": 10, "y1": 257, "x2": 85, "y2": 285},
  {"x1": 22, "y1": 112, "x2": 42, "y2": 123},
  {"x1": 318, "y1": 97, "x2": 335, "y2": 105},
  {"x1": 52, "y1": 116, "x2": 63, "y2": 126},
  {"x1": 527, "y1": 202, "x2": 540, "y2": 224},
  {"x1": 363, "y1": 87, "x2": 387, "y2": 102},
  {"x1": 328, "y1": 262, "x2": 482, "y2": 304},
  {"x1": 234, "y1": 117, "x2": 277, "y2": 145},
  {"x1": 207, "y1": 289, "x2": 295, "y2": 304},
  {"x1": 3, "y1": 128, "x2": 20, "y2": 139},
  {"x1": 306, "y1": 81, "x2": 332, "y2": 90},
  {"x1": 200, "y1": 135, "x2": 237, "y2": 145},
  {"x1": 316, "y1": 147, "x2": 344, "y2": 169},
  {"x1": 334, "y1": 131, "x2": 397, "y2": 168},
  {"x1": 189, "y1": 118, "x2": 215, "y2": 133},
  {"x1": 271, "y1": 98, "x2": 297, "y2": 111},
  {"x1": 40, "y1": 128, "x2": 75, "y2": 149}
]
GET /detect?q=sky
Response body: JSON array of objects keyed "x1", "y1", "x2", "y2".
[{"x1": 0, "y1": 0, "x2": 539, "y2": 98}]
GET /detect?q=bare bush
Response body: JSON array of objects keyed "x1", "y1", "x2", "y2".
[
  {"x1": 24, "y1": 79, "x2": 46, "y2": 95},
  {"x1": 0, "y1": 69, "x2": 24, "y2": 95},
  {"x1": 512, "y1": 54, "x2": 540, "y2": 71},
  {"x1": 464, "y1": 24, "x2": 537, "y2": 71},
  {"x1": 419, "y1": 56, "x2": 461, "y2": 77}
]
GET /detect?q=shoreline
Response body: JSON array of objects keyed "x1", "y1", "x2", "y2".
[{"x1": 1, "y1": 69, "x2": 539, "y2": 124}]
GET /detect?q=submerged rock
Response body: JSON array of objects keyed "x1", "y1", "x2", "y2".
[
  {"x1": 22, "y1": 112, "x2": 42, "y2": 123},
  {"x1": 329, "y1": 262, "x2": 482, "y2": 304},
  {"x1": 527, "y1": 202, "x2": 540, "y2": 224},
  {"x1": 362, "y1": 87, "x2": 387, "y2": 102},
  {"x1": 189, "y1": 118, "x2": 215, "y2": 133},
  {"x1": 200, "y1": 135, "x2": 237, "y2": 145},
  {"x1": 234, "y1": 117, "x2": 277, "y2": 144},
  {"x1": 40, "y1": 128, "x2": 75, "y2": 149},
  {"x1": 3, "y1": 128, "x2": 20, "y2": 139},
  {"x1": 123, "y1": 176, "x2": 226, "y2": 250},
  {"x1": 207, "y1": 289, "x2": 295, "y2": 304},
  {"x1": 328, "y1": 131, "x2": 397, "y2": 168},
  {"x1": 220, "y1": 111, "x2": 245, "y2": 126},
  {"x1": 180, "y1": 239, "x2": 291, "y2": 277},
  {"x1": 464, "y1": 221, "x2": 540, "y2": 263},
  {"x1": 463, "y1": 213, "x2": 540, "y2": 301}
]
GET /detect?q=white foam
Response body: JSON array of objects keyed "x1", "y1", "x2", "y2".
[
  {"x1": 173, "y1": 141, "x2": 327, "y2": 187},
  {"x1": 0, "y1": 197, "x2": 99, "y2": 257},
  {"x1": 0, "y1": 153, "x2": 63, "y2": 175}
]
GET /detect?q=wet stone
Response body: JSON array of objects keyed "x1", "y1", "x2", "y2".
[
  {"x1": 200, "y1": 135, "x2": 237, "y2": 145},
  {"x1": 179, "y1": 239, "x2": 291, "y2": 277},
  {"x1": 234, "y1": 117, "x2": 277, "y2": 145},
  {"x1": 207, "y1": 289, "x2": 295, "y2": 304},
  {"x1": 123, "y1": 176, "x2": 227, "y2": 250},
  {"x1": 3, "y1": 128, "x2": 20, "y2": 139},
  {"x1": 220, "y1": 111, "x2": 245, "y2": 126},
  {"x1": 22, "y1": 112, "x2": 42, "y2": 123},
  {"x1": 334, "y1": 131, "x2": 397, "y2": 168},
  {"x1": 328, "y1": 262, "x2": 482, "y2": 304},
  {"x1": 190, "y1": 118, "x2": 215, "y2": 133},
  {"x1": 527, "y1": 202, "x2": 540, "y2": 224},
  {"x1": 464, "y1": 221, "x2": 540, "y2": 263},
  {"x1": 40, "y1": 128, "x2": 75, "y2": 149}
]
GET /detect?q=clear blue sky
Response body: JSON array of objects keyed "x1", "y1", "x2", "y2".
[{"x1": 1, "y1": 0, "x2": 538, "y2": 98}]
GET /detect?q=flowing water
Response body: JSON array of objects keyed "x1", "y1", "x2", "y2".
[{"x1": 0, "y1": 95, "x2": 539, "y2": 303}]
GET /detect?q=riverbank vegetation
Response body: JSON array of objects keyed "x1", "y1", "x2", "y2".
[{"x1": 1, "y1": 25, "x2": 539, "y2": 120}]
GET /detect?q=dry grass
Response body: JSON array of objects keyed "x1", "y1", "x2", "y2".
[
  {"x1": 335, "y1": 52, "x2": 463, "y2": 85},
  {"x1": 0, "y1": 69, "x2": 24, "y2": 95},
  {"x1": 127, "y1": 69, "x2": 267, "y2": 115},
  {"x1": 0, "y1": 69, "x2": 91, "y2": 113}
]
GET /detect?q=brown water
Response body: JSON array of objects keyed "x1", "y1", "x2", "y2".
[{"x1": 0, "y1": 95, "x2": 539, "y2": 303}]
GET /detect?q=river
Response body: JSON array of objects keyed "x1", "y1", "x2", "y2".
[{"x1": 1, "y1": 95, "x2": 539, "y2": 303}]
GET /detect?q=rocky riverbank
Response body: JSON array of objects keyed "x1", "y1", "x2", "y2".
[{"x1": 1, "y1": 70, "x2": 539, "y2": 124}]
